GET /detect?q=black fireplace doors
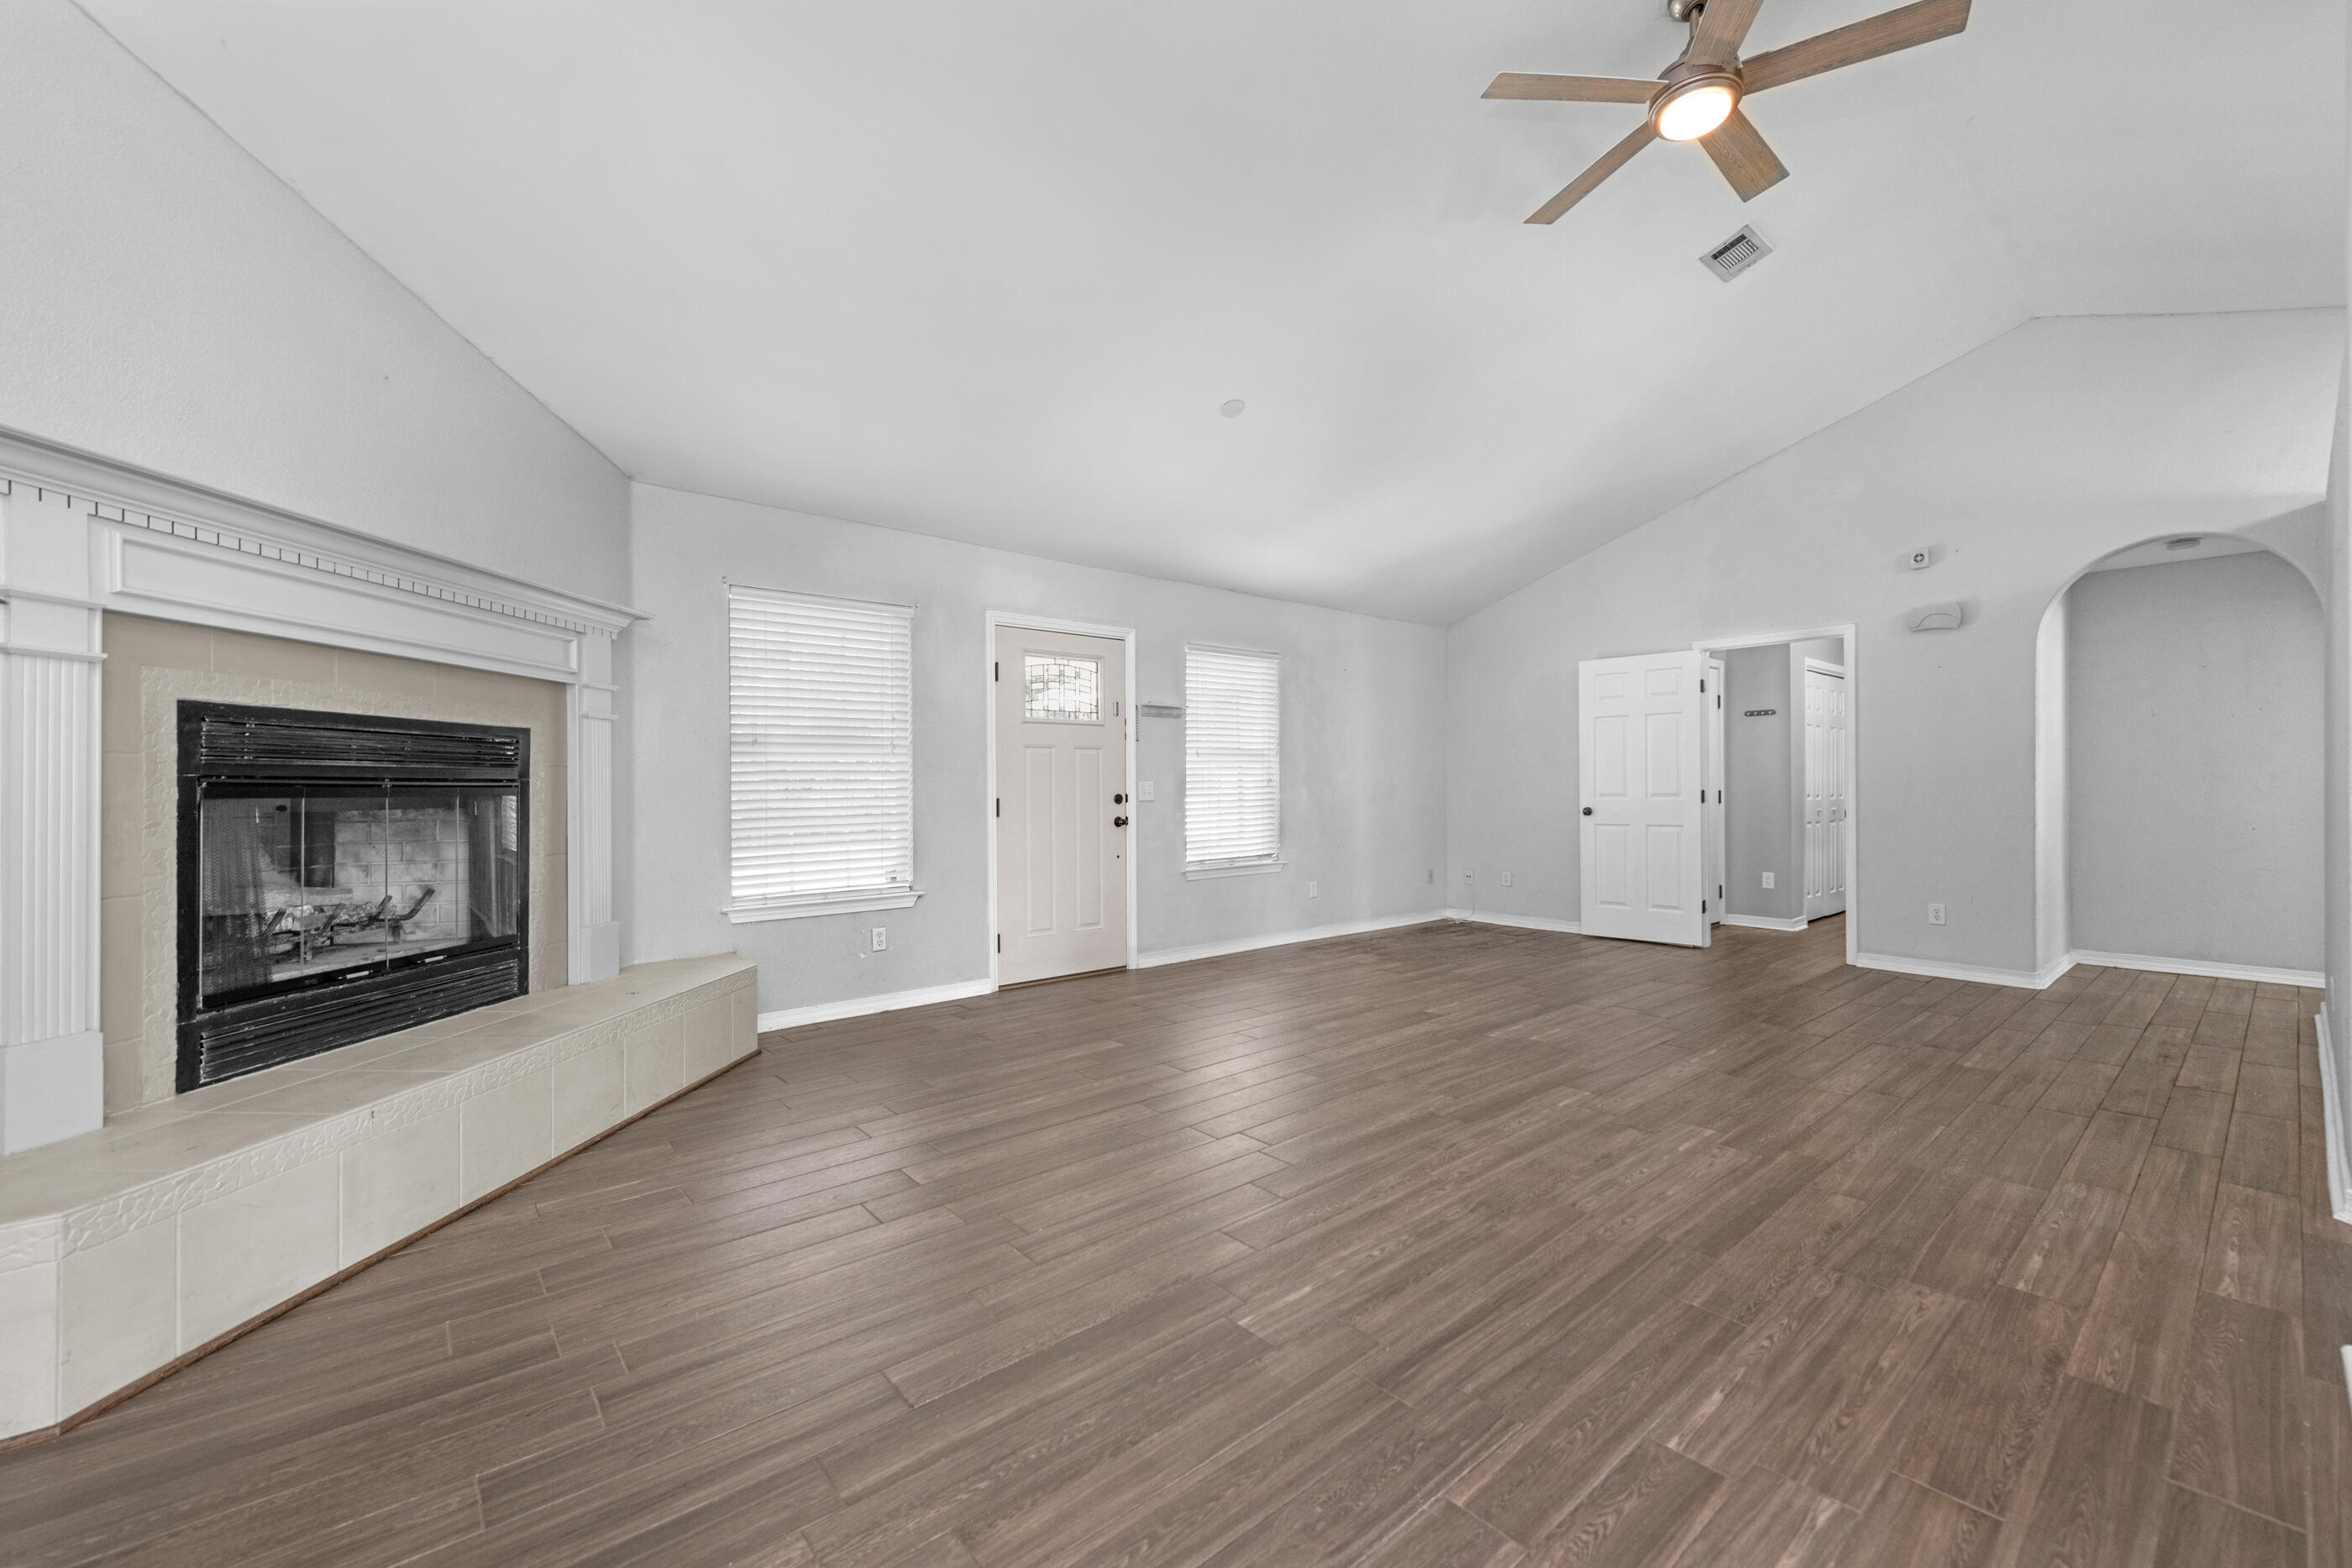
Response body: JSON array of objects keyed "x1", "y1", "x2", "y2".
[{"x1": 176, "y1": 702, "x2": 530, "y2": 1090}]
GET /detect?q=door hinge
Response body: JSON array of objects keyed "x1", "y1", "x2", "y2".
[
  {"x1": 996, "y1": 934, "x2": 1001, "y2": 952},
  {"x1": 995, "y1": 797, "x2": 1000, "y2": 817},
  {"x1": 1699, "y1": 679, "x2": 1706, "y2": 692},
  {"x1": 993, "y1": 660, "x2": 999, "y2": 681},
  {"x1": 1703, "y1": 899, "x2": 1709, "y2": 913}
]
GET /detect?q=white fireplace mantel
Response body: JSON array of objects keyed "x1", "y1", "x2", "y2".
[{"x1": 0, "y1": 425, "x2": 642, "y2": 1155}]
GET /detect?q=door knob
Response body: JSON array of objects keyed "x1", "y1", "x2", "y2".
[
  {"x1": 1113, "y1": 815, "x2": 1129, "y2": 827},
  {"x1": 1582, "y1": 806, "x2": 1593, "y2": 816}
]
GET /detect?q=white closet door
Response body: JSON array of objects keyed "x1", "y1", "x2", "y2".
[
  {"x1": 1803, "y1": 663, "x2": 1848, "y2": 919},
  {"x1": 1579, "y1": 651, "x2": 1708, "y2": 947}
]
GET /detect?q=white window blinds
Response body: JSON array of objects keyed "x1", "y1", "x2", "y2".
[
  {"x1": 728, "y1": 585, "x2": 915, "y2": 913},
  {"x1": 1184, "y1": 646, "x2": 1280, "y2": 867}
]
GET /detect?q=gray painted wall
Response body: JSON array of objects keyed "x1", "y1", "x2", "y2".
[
  {"x1": 624, "y1": 483, "x2": 1448, "y2": 1018},
  {"x1": 1722, "y1": 637, "x2": 1845, "y2": 924},
  {"x1": 1724, "y1": 647, "x2": 1797, "y2": 921},
  {"x1": 1446, "y1": 310, "x2": 2340, "y2": 979},
  {"x1": 0, "y1": 1, "x2": 631, "y2": 603},
  {"x1": 2066, "y1": 553, "x2": 2323, "y2": 972}
]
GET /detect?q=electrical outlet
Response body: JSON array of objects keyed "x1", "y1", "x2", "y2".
[
  {"x1": 1761, "y1": 872, "x2": 1775, "y2": 889},
  {"x1": 1137, "y1": 781, "x2": 1155, "y2": 802},
  {"x1": 1426, "y1": 869, "x2": 1435, "y2": 885},
  {"x1": 1463, "y1": 868, "x2": 1474, "y2": 879},
  {"x1": 1927, "y1": 904, "x2": 1946, "y2": 926},
  {"x1": 1308, "y1": 880, "x2": 1319, "y2": 899},
  {"x1": 870, "y1": 926, "x2": 888, "y2": 951}
]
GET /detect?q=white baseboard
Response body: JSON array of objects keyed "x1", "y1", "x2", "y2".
[
  {"x1": 1853, "y1": 951, "x2": 2063, "y2": 990},
  {"x1": 1441, "y1": 908, "x2": 1583, "y2": 935},
  {"x1": 2318, "y1": 1009, "x2": 2351, "y2": 1226},
  {"x1": 1132, "y1": 910, "x2": 1450, "y2": 969},
  {"x1": 2067, "y1": 949, "x2": 2324, "y2": 989},
  {"x1": 758, "y1": 978, "x2": 995, "y2": 1033},
  {"x1": 1720, "y1": 914, "x2": 1808, "y2": 932}
]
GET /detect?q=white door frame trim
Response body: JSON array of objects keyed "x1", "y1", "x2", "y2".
[
  {"x1": 1691, "y1": 624, "x2": 1860, "y2": 968},
  {"x1": 982, "y1": 611, "x2": 1141, "y2": 989}
]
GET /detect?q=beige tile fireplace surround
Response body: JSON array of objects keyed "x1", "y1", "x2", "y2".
[
  {"x1": 99, "y1": 613, "x2": 572, "y2": 1114},
  {"x1": 0, "y1": 952, "x2": 757, "y2": 1443}
]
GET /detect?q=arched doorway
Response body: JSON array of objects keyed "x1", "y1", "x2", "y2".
[{"x1": 2034, "y1": 533, "x2": 2325, "y2": 982}]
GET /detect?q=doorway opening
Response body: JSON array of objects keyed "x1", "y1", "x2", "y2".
[
  {"x1": 2035, "y1": 536, "x2": 2323, "y2": 985},
  {"x1": 984, "y1": 613, "x2": 1138, "y2": 989},
  {"x1": 1695, "y1": 626, "x2": 1858, "y2": 967}
]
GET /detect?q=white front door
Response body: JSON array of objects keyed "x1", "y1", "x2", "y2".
[
  {"x1": 1578, "y1": 651, "x2": 1709, "y2": 946},
  {"x1": 995, "y1": 625, "x2": 1129, "y2": 984},
  {"x1": 1803, "y1": 662, "x2": 1848, "y2": 919}
]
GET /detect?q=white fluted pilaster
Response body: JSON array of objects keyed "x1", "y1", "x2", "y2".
[{"x1": 0, "y1": 486, "x2": 104, "y2": 1152}]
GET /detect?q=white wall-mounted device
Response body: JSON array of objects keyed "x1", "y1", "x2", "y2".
[{"x1": 1904, "y1": 602, "x2": 1964, "y2": 632}]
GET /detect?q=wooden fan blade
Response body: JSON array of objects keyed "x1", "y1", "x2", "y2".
[
  {"x1": 1485, "y1": 72, "x2": 1658, "y2": 104},
  {"x1": 1702, "y1": 108, "x2": 1788, "y2": 201},
  {"x1": 1687, "y1": 0, "x2": 1768, "y2": 65},
  {"x1": 1526, "y1": 122, "x2": 1657, "y2": 223},
  {"x1": 1743, "y1": 0, "x2": 1969, "y2": 93}
]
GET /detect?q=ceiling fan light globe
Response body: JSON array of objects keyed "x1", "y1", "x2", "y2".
[{"x1": 1653, "y1": 80, "x2": 1736, "y2": 140}]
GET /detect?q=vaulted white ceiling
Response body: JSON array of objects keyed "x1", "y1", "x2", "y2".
[{"x1": 79, "y1": 1, "x2": 2345, "y2": 623}]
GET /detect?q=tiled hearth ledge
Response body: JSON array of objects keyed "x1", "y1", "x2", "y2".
[{"x1": 0, "y1": 953, "x2": 757, "y2": 1445}]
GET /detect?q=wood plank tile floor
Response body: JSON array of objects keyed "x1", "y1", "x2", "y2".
[{"x1": 6, "y1": 917, "x2": 2348, "y2": 1567}]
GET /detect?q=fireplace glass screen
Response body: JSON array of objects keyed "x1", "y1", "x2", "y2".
[
  {"x1": 176, "y1": 701, "x2": 529, "y2": 1090},
  {"x1": 196, "y1": 786, "x2": 522, "y2": 1004}
]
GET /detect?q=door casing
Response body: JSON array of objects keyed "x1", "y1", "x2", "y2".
[
  {"x1": 984, "y1": 611, "x2": 1140, "y2": 989},
  {"x1": 1691, "y1": 625, "x2": 1861, "y2": 967},
  {"x1": 1705, "y1": 656, "x2": 1725, "y2": 926}
]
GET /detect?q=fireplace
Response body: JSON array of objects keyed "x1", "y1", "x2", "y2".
[{"x1": 176, "y1": 701, "x2": 531, "y2": 1090}]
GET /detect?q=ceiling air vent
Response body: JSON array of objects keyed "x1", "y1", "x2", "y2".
[{"x1": 1701, "y1": 225, "x2": 1772, "y2": 281}]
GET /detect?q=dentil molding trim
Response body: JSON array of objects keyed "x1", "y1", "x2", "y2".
[{"x1": 0, "y1": 422, "x2": 641, "y2": 641}]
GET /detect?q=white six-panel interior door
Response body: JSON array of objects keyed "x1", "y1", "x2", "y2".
[
  {"x1": 994, "y1": 624, "x2": 1131, "y2": 984},
  {"x1": 1803, "y1": 659, "x2": 1850, "y2": 920},
  {"x1": 1578, "y1": 650, "x2": 1709, "y2": 947}
]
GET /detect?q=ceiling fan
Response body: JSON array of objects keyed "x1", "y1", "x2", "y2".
[{"x1": 1487, "y1": 0, "x2": 1971, "y2": 222}]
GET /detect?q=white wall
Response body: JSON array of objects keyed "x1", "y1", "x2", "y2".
[
  {"x1": 1446, "y1": 310, "x2": 2342, "y2": 982},
  {"x1": 623, "y1": 483, "x2": 1447, "y2": 1018},
  {"x1": 0, "y1": 0, "x2": 629, "y2": 603},
  {"x1": 2065, "y1": 553, "x2": 2323, "y2": 973}
]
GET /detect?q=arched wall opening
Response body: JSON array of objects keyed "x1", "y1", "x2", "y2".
[{"x1": 2034, "y1": 533, "x2": 2327, "y2": 983}]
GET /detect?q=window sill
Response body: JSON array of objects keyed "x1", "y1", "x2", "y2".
[
  {"x1": 1184, "y1": 859, "x2": 1287, "y2": 881},
  {"x1": 727, "y1": 889, "x2": 923, "y2": 923}
]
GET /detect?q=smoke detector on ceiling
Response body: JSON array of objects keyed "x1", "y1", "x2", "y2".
[{"x1": 1701, "y1": 225, "x2": 1772, "y2": 281}]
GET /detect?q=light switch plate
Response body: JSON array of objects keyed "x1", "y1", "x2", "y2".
[
  {"x1": 1761, "y1": 872, "x2": 1774, "y2": 889},
  {"x1": 1137, "y1": 781, "x2": 1155, "y2": 802}
]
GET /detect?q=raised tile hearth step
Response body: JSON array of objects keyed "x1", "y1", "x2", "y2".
[{"x1": 0, "y1": 953, "x2": 758, "y2": 1442}]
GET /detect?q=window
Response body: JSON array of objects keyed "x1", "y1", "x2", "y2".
[
  {"x1": 1184, "y1": 645, "x2": 1281, "y2": 870},
  {"x1": 1022, "y1": 654, "x2": 1100, "y2": 722},
  {"x1": 727, "y1": 585, "x2": 918, "y2": 920}
]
